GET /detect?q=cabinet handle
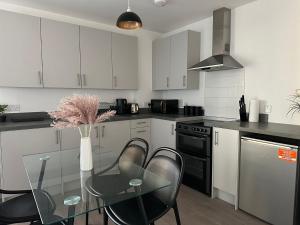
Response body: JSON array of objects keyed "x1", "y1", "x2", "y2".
[
  {"x1": 166, "y1": 77, "x2": 169, "y2": 88},
  {"x1": 137, "y1": 122, "x2": 147, "y2": 125},
  {"x1": 102, "y1": 126, "x2": 105, "y2": 138},
  {"x1": 38, "y1": 71, "x2": 43, "y2": 85},
  {"x1": 171, "y1": 124, "x2": 175, "y2": 135},
  {"x1": 56, "y1": 130, "x2": 60, "y2": 144},
  {"x1": 95, "y1": 127, "x2": 99, "y2": 138},
  {"x1": 82, "y1": 74, "x2": 87, "y2": 86},
  {"x1": 113, "y1": 76, "x2": 117, "y2": 88},
  {"x1": 77, "y1": 74, "x2": 82, "y2": 86},
  {"x1": 215, "y1": 131, "x2": 219, "y2": 145},
  {"x1": 183, "y1": 75, "x2": 186, "y2": 87},
  {"x1": 137, "y1": 130, "x2": 147, "y2": 133}
]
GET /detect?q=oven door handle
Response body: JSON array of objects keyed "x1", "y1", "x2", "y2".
[
  {"x1": 180, "y1": 152, "x2": 209, "y2": 162},
  {"x1": 177, "y1": 132, "x2": 207, "y2": 141}
]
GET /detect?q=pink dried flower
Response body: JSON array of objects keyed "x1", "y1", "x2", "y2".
[{"x1": 49, "y1": 95, "x2": 116, "y2": 128}]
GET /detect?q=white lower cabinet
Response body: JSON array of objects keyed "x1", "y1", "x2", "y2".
[
  {"x1": 130, "y1": 119, "x2": 151, "y2": 156},
  {"x1": 60, "y1": 126, "x2": 100, "y2": 150},
  {"x1": 212, "y1": 127, "x2": 239, "y2": 209},
  {"x1": 0, "y1": 119, "x2": 179, "y2": 196},
  {"x1": 99, "y1": 121, "x2": 131, "y2": 155},
  {"x1": 151, "y1": 119, "x2": 176, "y2": 159},
  {"x1": 0, "y1": 128, "x2": 60, "y2": 192}
]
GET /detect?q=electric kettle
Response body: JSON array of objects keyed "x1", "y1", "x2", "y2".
[{"x1": 130, "y1": 103, "x2": 139, "y2": 114}]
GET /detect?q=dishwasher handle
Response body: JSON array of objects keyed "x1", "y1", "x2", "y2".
[{"x1": 241, "y1": 137, "x2": 299, "y2": 150}]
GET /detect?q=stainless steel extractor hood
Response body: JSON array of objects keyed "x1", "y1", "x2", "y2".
[{"x1": 188, "y1": 7, "x2": 243, "y2": 72}]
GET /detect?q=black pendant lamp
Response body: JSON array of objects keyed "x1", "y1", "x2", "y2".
[{"x1": 116, "y1": 0, "x2": 142, "y2": 30}]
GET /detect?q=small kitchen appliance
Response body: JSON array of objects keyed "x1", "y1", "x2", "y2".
[
  {"x1": 176, "y1": 121, "x2": 212, "y2": 195},
  {"x1": 151, "y1": 99, "x2": 178, "y2": 114},
  {"x1": 116, "y1": 98, "x2": 128, "y2": 115},
  {"x1": 129, "y1": 103, "x2": 139, "y2": 114}
]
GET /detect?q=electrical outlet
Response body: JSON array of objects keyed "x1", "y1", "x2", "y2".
[
  {"x1": 6, "y1": 104, "x2": 20, "y2": 112},
  {"x1": 265, "y1": 104, "x2": 272, "y2": 114}
]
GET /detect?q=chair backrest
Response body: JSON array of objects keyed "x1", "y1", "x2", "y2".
[
  {"x1": 143, "y1": 147, "x2": 184, "y2": 207},
  {"x1": 118, "y1": 138, "x2": 149, "y2": 178}
]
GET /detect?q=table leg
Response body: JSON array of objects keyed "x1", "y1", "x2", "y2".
[
  {"x1": 67, "y1": 205, "x2": 76, "y2": 225},
  {"x1": 134, "y1": 186, "x2": 148, "y2": 225},
  {"x1": 85, "y1": 201, "x2": 89, "y2": 225}
]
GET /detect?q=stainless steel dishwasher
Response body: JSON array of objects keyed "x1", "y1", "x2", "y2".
[{"x1": 239, "y1": 137, "x2": 298, "y2": 225}]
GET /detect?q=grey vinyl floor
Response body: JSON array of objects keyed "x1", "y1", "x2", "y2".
[
  {"x1": 70, "y1": 185, "x2": 267, "y2": 225},
  {"x1": 19, "y1": 185, "x2": 268, "y2": 225}
]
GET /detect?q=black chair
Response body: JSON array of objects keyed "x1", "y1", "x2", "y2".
[
  {"x1": 103, "y1": 147, "x2": 185, "y2": 225},
  {"x1": 0, "y1": 188, "x2": 62, "y2": 225},
  {"x1": 0, "y1": 156, "x2": 66, "y2": 225},
  {"x1": 85, "y1": 138, "x2": 149, "y2": 224},
  {"x1": 86, "y1": 138, "x2": 149, "y2": 196},
  {"x1": 0, "y1": 188, "x2": 41, "y2": 224}
]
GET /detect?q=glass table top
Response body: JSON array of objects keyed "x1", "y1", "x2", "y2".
[{"x1": 22, "y1": 147, "x2": 171, "y2": 225}]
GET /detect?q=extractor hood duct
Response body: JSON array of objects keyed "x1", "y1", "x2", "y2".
[{"x1": 188, "y1": 7, "x2": 243, "y2": 72}]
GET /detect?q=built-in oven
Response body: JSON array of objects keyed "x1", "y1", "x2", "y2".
[{"x1": 176, "y1": 122, "x2": 212, "y2": 196}]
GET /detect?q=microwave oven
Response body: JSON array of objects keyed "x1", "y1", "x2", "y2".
[{"x1": 151, "y1": 99, "x2": 179, "y2": 114}]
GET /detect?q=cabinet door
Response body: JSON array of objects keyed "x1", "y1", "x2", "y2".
[
  {"x1": 61, "y1": 126, "x2": 100, "y2": 150},
  {"x1": 1, "y1": 128, "x2": 60, "y2": 190},
  {"x1": 0, "y1": 11, "x2": 42, "y2": 87},
  {"x1": 80, "y1": 27, "x2": 112, "y2": 89},
  {"x1": 131, "y1": 127, "x2": 151, "y2": 145},
  {"x1": 170, "y1": 31, "x2": 188, "y2": 89},
  {"x1": 41, "y1": 19, "x2": 81, "y2": 88},
  {"x1": 152, "y1": 37, "x2": 170, "y2": 90},
  {"x1": 151, "y1": 119, "x2": 176, "y2": 158},
  {"x1": 112, "y1": 33, "x2": 138, "y2": 89},
  {"x1": 212, "y1": 127, "x2": 239, "y2": 195},
  {"x1": 99, "y1": 121, "x2": 130, "y2": 156}
]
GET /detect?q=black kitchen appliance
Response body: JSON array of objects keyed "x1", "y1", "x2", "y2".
[
  {"x1": 116, "y1": 98, "x2": 128, "y2": 115},
  {"x1": 176, "y1": 121, "x2": 212, "y2": 195},
  {"x1": 151, "y1": 99, "x2": 179, "y2": 114}
]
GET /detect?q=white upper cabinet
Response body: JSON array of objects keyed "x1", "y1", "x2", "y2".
[
  {"x1": 80, "y1": 27, "x2": 112, "y2": 89},
  {"x1": 112, "y1": 33, "x2": 138, "y2": 89},
  {"x1": 41, "y1": 19, "x2": 81, "y2": 88},
  {"x1": 0, "y1": 10, "x2": 42, "y2": 88},
  {"x1": 152, "y1": 30, "x2": 200, "y2": 90},
  {"x1": 152, "y1": 37, "x2": 171, "y2": 90}
]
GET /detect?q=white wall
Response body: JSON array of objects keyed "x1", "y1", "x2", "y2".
[
  {"x1": 0, "y1": 2, "x2": 161, "y2": 112},
  {"x1": 160, "y1": 0, "x2": 300, "y2": 124}
]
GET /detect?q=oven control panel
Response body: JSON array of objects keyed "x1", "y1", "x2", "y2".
[{"x1": 176, "y1": 122, "x2": 211, "y2": 136}]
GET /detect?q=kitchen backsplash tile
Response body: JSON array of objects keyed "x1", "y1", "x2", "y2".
[{"x1": 204, "y1": 69, "x2": 245, "y2": 118}]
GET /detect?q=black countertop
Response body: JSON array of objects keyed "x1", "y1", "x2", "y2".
[
  {"x1": 203, "y1": 120, "x2": 300, "y2": 140},
  {"x1": 1, "y1": 112, "x2": 300, "y2": 140},
  {"x1": 0, "y1": 112, "x2": 203, "y2": 132}
]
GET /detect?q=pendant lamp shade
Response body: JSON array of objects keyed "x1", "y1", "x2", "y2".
[{"x1": 116, "y1": 0, "x2": 142, "y2": 29}]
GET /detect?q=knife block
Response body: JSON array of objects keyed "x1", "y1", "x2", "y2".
[{"x1": 239, "y1": 110, "x2": 248, "y2": 122}]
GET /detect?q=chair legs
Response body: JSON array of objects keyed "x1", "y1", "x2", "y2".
[
  {"x1": 96, "y1": 198, "x2": 102, "y2": 214},
  {"x1": 85, "y1": 212, "x2": 89, "y2": 225},
  {"x1": 173, "y1": 201, "x2": 181, "y2": 225},
  {"x1": 103, "y1": 209, "x2": 108, "y2": 225}
]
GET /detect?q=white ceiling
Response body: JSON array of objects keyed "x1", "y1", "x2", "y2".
[{"x1": 0, "y1": 0, "x2": 256, "y2": 33}]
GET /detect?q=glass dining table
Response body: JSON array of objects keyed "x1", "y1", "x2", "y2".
[{"x1": 22, "y1": 147, "x2": 171, "y2": 225}]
